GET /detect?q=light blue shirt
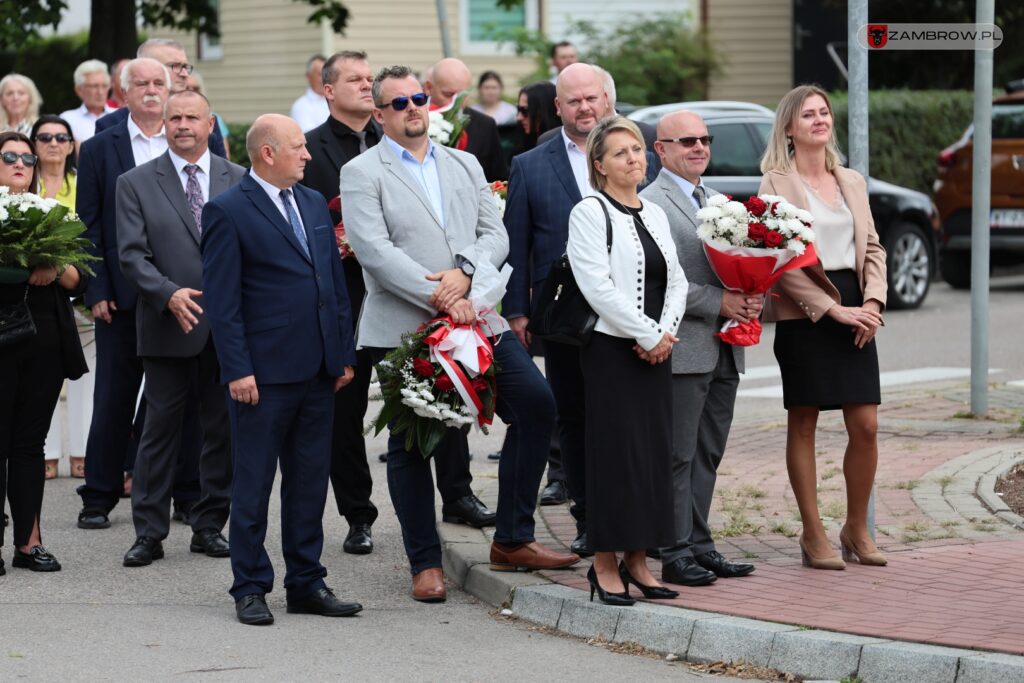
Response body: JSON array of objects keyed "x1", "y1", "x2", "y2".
[
  {"x1": 662, "y1": 168, "x2": 707, "y2": 211},
  {"x1": 383, "y1": 134, "x2": 444, "y2": 225}
]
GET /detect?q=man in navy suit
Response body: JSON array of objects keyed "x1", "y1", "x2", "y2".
[
  {"x1": 95, "y1": 39, "x2": 227, "y2": 158},
  {"x1": 201, "y1": 114, "x2": 362, "y2": 626}
]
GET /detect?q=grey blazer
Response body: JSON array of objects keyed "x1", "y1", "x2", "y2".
[
  {"x1": 340, "y1": 141, "x2": 508, "y2": 348},
  {"x1": 640, "y1": 170, "x2": 744, "y2": 375},
  {"x1": 116, "y1": 151, "x2": 247, "y2": 357}
]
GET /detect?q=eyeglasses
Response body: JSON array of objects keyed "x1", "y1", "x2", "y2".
[
  {"x1": 657, "y1": 135, "x2": 714, "y2": 148},
  {"x1": 165, "y1": 62, "x2": 195, "y2": 75},
  {"x1": 517, "y1": 106, "x2": 529, "y2": 117},
  {"x1": 1, "y1": 151, "x2": 38, "y2": 167},
  {"x1": 35, "y1": 132, "x2": 73, "y2": 144},
  {"x1": 377, "y1": 92, "x2": 429, "y2": 111}
]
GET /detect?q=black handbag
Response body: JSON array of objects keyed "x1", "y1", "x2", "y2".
[
  {"x1": 0, "y1": 285, "x2": 37, "y2": 349},
  {"x1": 527, "y1": 197, "x2": 612, "y2": 346}
]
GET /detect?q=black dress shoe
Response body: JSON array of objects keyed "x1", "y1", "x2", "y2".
[
  {"x1": 286, "y1": 587, "x2": 363, "y2": 617},
  {"x1": 172, "y1": 500, "x2": 195, "y2": 525},
  {"x1": 662, "y1": 557, "x2": 717, "y2": 586},
  {"x1": 12, "y1": 545, "x2": 61, "y2": 572},
  {"x1": 236, "y1": 594, "x2": 274, "y2": 625},
  {"x1": 570, "y1": 531, "x2": 593, "y2": 558},
  {"x1": 343, "y1": 524, "x2": 373, "y2": 555},
  {"x1": 539, "y1": 480, "x2": 568, "y2": 506},
  {"x1": 190, "y1": 528, "x2": 230, "y2": 558},
  {"x1": 487, "y1": 450, "x2": 501, "y2": 461},
  {"x1": 123, "y1": 537, "x2": 164, "y2": 567},
  {"x1": 77, "y1": 507, "x2": 110, "y2": 529},
  {"x1": 695, "y1": 550, "x2": 755, "y2": 578},
  {"x1": 441, "y1": 495, "x2": 496, "y2": 528},
  {"x1": 645, "y1": 548, "x2": 662, "y2": 560}
]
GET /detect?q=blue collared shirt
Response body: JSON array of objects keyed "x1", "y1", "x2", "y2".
[
  {"x1": 383, "y1": 134, "x2": 444, "y2": 226},
  {"x1": 662, "y1": 168, "x2": 707, "y2": 211}
]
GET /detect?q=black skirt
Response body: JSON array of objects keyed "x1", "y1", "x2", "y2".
[
  {"x1": 773, "y1": 269, "x2": 881, "y2": 411},
  {"x1": 580, "y1": 333, "x2": 675, "y2": 552}
]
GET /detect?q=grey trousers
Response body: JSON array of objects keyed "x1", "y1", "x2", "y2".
[{"x1": 661, "y1": 345, "x2": 739, "y2": 565}]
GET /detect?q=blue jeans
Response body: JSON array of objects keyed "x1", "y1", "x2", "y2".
[{"x1": 370, "y1": 332, "x2": 555, "y2": 574}]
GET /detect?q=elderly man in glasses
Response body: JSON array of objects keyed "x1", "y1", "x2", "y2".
[
  {"x1": 639, "y1": 110, "x2": 761, "y2": 587},
  {"x1": 341, "y1": 65, "x2": 579, "y2": 603}
]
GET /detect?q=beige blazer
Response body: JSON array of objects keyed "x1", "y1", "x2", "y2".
[{"x1": 758, "y1": 166, "x2": 887, "y2": 322}]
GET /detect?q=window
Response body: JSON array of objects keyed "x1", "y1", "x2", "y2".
[
  {"x1": 705, "y1": 123, "x2": 762, "y2": 177},
  {"x1": 198, "y1": 0, "x2": 223, "y2": 61},
  {"x1": 460, "y1": 0, "x2": 538, "y2": 56}
]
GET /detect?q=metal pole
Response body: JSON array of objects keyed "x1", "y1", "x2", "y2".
[
  {"x1": 435, "y1": 0, "x2": 453, "y2": 58},
  {"x1": 971, "y1": 0, "x2": 994, "y2": 416},
  {"x1": 848, "y1": 0, "x2": 875, "y2": 540}
]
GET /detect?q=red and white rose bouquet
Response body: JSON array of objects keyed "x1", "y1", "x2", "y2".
[
  {"x1": 490, "y1": 180, "x2": 508, "y2": 217},
  {"x1": 696, "y1": 193, "x2": 819, "y2": 346},
  {"x1": 326, "y1": 195, "x2": 353, "y2": 260}
]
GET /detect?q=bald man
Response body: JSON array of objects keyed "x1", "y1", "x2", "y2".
[
  {"x1": 424, "y1": 58, "x2": 507, "y2": 182},
  {"x1": 201, "y1": 114, "x2": 361, "y2": 625}
]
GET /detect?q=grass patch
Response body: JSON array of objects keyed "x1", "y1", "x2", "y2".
[
  {"x1": 770, "y1": 522, "x2": 798, "y2": 538},
  {"x1": 940, "y1": 519, "x2": 960, "y2": 528},
  {"x1": 973, "y1": 520, "x2": 998, "y2": 532},
  {"x1": 713, "y1": 511, "x2": 764, "y2": 538},
  {"x1": 742, "y1": 550, "x2": 759, "y2": 559},
  {"x1": 952, "y1": 410, "x2": 975, "y2": 419},
  {"x1": 821, "y1": 466, "x2": 842, "y2": 481},
  {"x1": 894, "y1": 480, "x2": 919, "y2": 490},
  {"x1": 738, "y1": 484, "x2": 767, "y2": 499},
  {"x1": 937, "y1": 474, "x2": 955, "y2": 493},
  {"x1": 819, "y1": 499, "x2": 847, "y2": 520}
]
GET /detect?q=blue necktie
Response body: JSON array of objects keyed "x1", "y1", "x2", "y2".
[{"x1": 279, "y1": 188, "x2": 310, "y2": 257}]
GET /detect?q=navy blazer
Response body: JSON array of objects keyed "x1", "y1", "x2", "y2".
[
  {"x1": 77, "y1": 119, "x2": 140, "y2": 309},
  {"x1": 95, "y1": 107, "x2": 227, "y2": 158},
  {"x1": 200, "y1": 173, "x2": 357, "y2": 386}
]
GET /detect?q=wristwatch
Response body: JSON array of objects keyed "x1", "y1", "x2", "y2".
[{"x1": 457, "y1": 257, "x2": 475, "y2": 278}]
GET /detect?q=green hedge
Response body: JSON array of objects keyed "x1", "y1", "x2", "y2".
[
  {"x1": 829, "y1": 90, "x2": 975, "y2": 195},
  {"x1": 0, "y1": 32, "x2": 90, "y2": 116},
  {"x1": 225, "y1": 122, "x2": 250, "y2": 167}
]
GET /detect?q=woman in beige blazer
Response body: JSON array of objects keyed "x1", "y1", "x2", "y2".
[{"x1": 759, "y1": 85, "x2": 888, "y2": 570}]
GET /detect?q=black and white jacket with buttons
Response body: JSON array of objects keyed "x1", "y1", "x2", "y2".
[{"x1": 567, "y1": 193, "x2": 688, "y2": 351}]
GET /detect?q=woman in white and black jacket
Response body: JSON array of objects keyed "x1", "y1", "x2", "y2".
[{"x1": 567, "y1": 116, "x2": 688, "y2": 606}]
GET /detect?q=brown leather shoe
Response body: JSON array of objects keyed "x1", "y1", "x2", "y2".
[
  {"x1": 490, "y1": 541, "x2": 581, "y2": 572},
  {"x1": 411, "y1": 567, "x2": 447, "y2": 603}
]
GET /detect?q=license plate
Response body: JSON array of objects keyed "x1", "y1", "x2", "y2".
[{"x1": 991, "y1": 209, "x2": 1024, "y2": 227}]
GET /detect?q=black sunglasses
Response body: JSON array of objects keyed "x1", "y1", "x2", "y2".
[
  {"x1": 657, "y1": 135, "x2": 714, "y2": 148},
  {"x1": 517, "y1": 105, "x2": 529, "y2": 116},
  {"x1": 35, "y1": 132, "x2": 73, "y2": 144},
  {"x1": 377, "y1": 92, "x2": 429, "y2": 111},
  {"x1": 1, "y1": 151, "x2": 38, "y2": 167}
]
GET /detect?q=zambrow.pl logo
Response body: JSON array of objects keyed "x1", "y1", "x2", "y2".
[{"x1": 857, "y1": 23, "x2": 1002, "y2": 51}]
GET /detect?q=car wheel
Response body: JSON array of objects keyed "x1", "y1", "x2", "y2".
[
  {"x1": 940, "y1": 249, "x2": 972, "y2": 289},
  {"x1": 885, "y1": 222, "x2": 931, "y2": 309}
]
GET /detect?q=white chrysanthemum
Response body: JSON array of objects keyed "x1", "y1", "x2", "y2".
[
  {"x1": 724, "y1": 201, "x2": 747, "y2": 218},
  {"x1": 400, "y1": 388, "x2": 419, "y2": 400},
  {"x1": 493, "y1": 194, "x2": 506, "y2": 217},
  {"x1": 794, "y1": 208, "x2": 813, "y2": 224},
  {"x1": 696, "y1": 224, "x2": 715, "y2": 241},
  {"x1": 695, "y1": 206, "x2": 722, "y2": 221},
  {"x1": 707, "y1": 193, "x2": 729, "y2": 207},
  {"x1": 419, "y1": 389, "x2": 435, "y2": 402},
  {"x1": 402, "y1": 396, "x2": 429, "y2": 408},
  {"x1": 798, "y1": 226, "x2": 816, "y2": 242},
  {"x1": 786, "y1": 239, "x2": 806, "y2": 255}
]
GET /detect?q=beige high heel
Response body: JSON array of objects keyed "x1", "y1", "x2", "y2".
[
  {"x1": 799, "y1": 534, "x2": 846, "y2": 570},
  {"x1": 839, "y1": 527, "x2": 888, "y2": 566}
]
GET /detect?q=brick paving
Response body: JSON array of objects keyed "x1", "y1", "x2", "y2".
[{"x1": 524, "y1": 381, "x2": 1024, "y2": 656}]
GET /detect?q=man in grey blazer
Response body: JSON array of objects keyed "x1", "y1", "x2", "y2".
[
  {"x1": 116, "y1": 90, "x2": 246, "y2": 567},
  {"x1": 641, "y1": 110, "x2": 762, "y2": 585}
]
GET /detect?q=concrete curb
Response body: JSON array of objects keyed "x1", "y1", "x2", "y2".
[{"x1": 438, "y1": 524, "x2": 1024, "y2": 683}]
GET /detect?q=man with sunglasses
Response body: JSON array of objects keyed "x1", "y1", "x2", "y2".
[
  {"x1": 641, "y1": 110, "x2": 759, "y2": 585},
  {"x1": 341, "y1": 65, "x2": 579, "y2": 603}
]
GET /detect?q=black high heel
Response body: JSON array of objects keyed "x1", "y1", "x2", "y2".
[
  {"x1": 618, "y1": 561, "x2": 679, "y2": 599},
  {"x1": 587, "y1": 566, "x2": 635, "y2": 606}
]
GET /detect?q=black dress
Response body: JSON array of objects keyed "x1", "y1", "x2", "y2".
[{"x1": 580, "y1": 194, "x2": 675, "y2": 552}]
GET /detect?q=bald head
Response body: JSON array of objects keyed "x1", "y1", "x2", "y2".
[
  {"x1": 246, "y1": 114, "x2": 310, "y2": 188},
  {"x1": 653, "y1": 110, "x2": 710, "y2": 183},
  {"x1": 555, "y1": 63, "x2": 602, "y2": 99},
  {"x1": 426, "y1": 58, "x2": 471, "y2": 108},
  {"x1": 555, "y1": 63, "x2": 608, "y2": 144}
]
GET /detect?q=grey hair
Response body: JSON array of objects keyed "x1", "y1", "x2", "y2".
[
  {"x1": 137, "y1": 38, "x2": 186, "y2": 58},
  {"x1": 73, "y1": 59, "x2": 110, "y2": 87},
  {"x1": 120, "y1": 58, "x2": 172, "y2": 92},
  {"x1": 594, "y1": 65, "x2": 617, "y2": 109},
  {"x1": 372, "y1": 65, "x2": 415, "y2": 105},
  {"x1": 0, "y1": 74, "x2": 43, "y2": 128},
  {"x1": 322, "y1": 50, "x2": 368, "y2": 86},
  {"x1": 306, "y1": 53, "x2": 327, "y2": 74},
  {"x1": 585, "y1": 115, "x2": 646, "y2": 191}
]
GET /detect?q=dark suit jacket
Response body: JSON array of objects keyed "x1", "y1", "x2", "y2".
[
  {"x1": 116, "y1": 151, "x2": 247, "y2": 357},
  {"x1": 96, "y1": 107, "x2": 227, "y2": 158},
  {"x1": 464, "y1": 108, "x2": 508, "y2": 182},
  {"x1": 537, "y1": 119, "x2": 661, "y2": 181},
  {"x1": 200, "y1": 173, "x2": 357, "y2": 385}
]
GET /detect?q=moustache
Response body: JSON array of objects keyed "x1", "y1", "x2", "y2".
[{"x1": 142, "y1": 95, "x2": 162, "y2": 104}]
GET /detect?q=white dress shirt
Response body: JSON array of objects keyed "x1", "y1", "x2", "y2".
[
  {"x1": 59, "y1": 102, "x2": 116, "y2": 144},
  {"x1": 248, "y1": 170, "x2": 305, "y2": 232},
  {"x1": 662, "y1": 168, "x2": 708, "y2": 211},
  {"x1": 290, "y1": 87, "x2": 330, "y2": 133},
  {"x1": 561, "y1": 128, "x2": 595, "y2": 199},
  {"x1": 126, "y1": 115, "x2": 168, "y2": 166},
  {"x1": 167, "y1": 148, "x2": 211, "y2": 202}
]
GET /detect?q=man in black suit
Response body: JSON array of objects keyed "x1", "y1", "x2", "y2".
[
  {"x1": 116, "y1": 90, "x2": 247, "y2": 567},
  {"x1": 424, "y1": 58, "x2": 508, "y2": 182},
  {"x1": 298, "y1": 50, "x2": 381, "y2": 555}
]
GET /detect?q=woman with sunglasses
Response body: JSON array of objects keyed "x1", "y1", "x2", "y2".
[
  {"x1": 0, "y1": 74, "x2": 42, "y2": 136},
  {"x1": 0, "y1": 131, "x2": 89, "y2": 574},
  {"x1": 32, "y1": 115, "x2": 77, "y2": 209},
  {"x1": 514, "y1": 81, "x2": 558, "y2": 154}
]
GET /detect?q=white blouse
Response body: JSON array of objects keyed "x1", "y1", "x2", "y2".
[{"x1": 805, "y1": 186, "x2": 856, "y2": 271}]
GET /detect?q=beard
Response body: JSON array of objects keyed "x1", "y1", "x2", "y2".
[{"x1": 403, "y1": 116, "x2": 427, "y2": 138}]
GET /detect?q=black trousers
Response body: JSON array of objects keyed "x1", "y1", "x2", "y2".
[
  {"x1": 328, "y1": 347, "x2": 378, "y2": 526},
  {"x1": 0, "y1": 310, "x2": 64, "y2": 547},
  {"x1": 541, "y1": 339, "x2": 587, "y2": 532}
]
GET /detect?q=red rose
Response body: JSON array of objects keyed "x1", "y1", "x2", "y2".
[
  {"x1": 770, "y1": 201, "x2": 780, "y2": 216},
  {"x1": 412, "y1": 357, "x2": 434, "y2": 378},
  {"x1": 764, "y1": 230, "x2": 784, "y2": 248},
  {"x1": 743, "y1": 197, "x2": 768, "y2": 216},
  {"x1": 435, "y1": 374, "x2": 455, "y2": 392},
  {"x1": 327, "y1": 195, "x2": 341, "y2": 212},
  {"x1": 471, "y1": 377, "x2": 489, "y2": 393},
  {"x1": 747, "y1": 222, "x2": 768, "y2": 242}
]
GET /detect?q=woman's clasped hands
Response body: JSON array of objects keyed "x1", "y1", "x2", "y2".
[
  {"x1": 633, "y1": 332, "x2": 678, "y2": 365},
  {"x1": 826, "y1": 300, "x2": 883, "y2": 349}
]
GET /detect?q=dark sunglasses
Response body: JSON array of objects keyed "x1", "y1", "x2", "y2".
[
  {"x1": 1, "y1": 151, "x2": 38, "y2": 167},
  {"x1": 657, "y1": 135, "x2": 714, "y2": 148},
  {"x1": 517, "y1": 105, "x2": 529, "y2": 116},
  {"x1": 377, "y1": 92, "x2": 429, "y2": 111},
  {"x1": 35, "y1": 132, "x2": 73, "y2": 144}
]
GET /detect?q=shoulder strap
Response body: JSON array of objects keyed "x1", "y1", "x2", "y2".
[{"x1": 585, "y1": 195, "x2": 613, "y2": 254}]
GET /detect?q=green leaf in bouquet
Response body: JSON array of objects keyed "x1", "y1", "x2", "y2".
[{"x1": 420, "y1": 421, "x2": 447, "y2": 459}]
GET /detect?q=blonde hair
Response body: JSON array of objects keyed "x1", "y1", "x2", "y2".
[
  {"x1": 0, "y1": 74, "x2": 43, "y2": 130},
  {"x1": 760, "y1": 84, "x2": 842, "y2": 174},
  {"x1": 585, "y1": 115, "x2": 646, "y2": 191}
]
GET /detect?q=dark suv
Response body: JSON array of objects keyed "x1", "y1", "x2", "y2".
[{"x1": 629, "y1": 102, "x2": 938, "y2": 309}]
